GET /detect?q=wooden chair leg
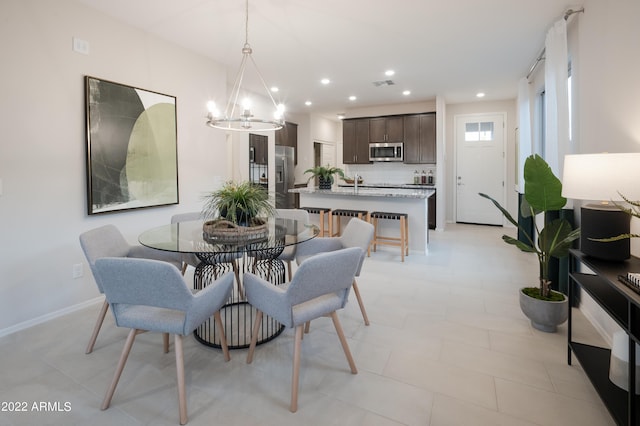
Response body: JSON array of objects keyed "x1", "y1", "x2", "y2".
[
  {"x1": 330, "y1": 312, "x2": 357, "y2": 374},
  {"x1": 246, "y1": 311, "x2": 263, "y2": 364},
  {"x1": 290, "y1": 325, "x2": 304, "y2": 413},
  {"x1": 102, "y1": 328, "x2": 137, "y2": 410},
  {"x1": 163, "y1": 333, "x2": 170, "y2": 353},
  {"x1": 287, "y1": 260, "x2": 293, "y2": 282},
  {"x1": 180, "y1": 262, "x2": 188, "y2": 276},
  {"x1": 86, "y1": 299, "x2": 109, "y2": 354},
  {"x1": 175, "y1": 334, "x2": 188, "y2": 425},
  {"x1": 304, "y1": 321, "x2": 311, "y2": 333},
  {"x1": 214, "y1": 311, "x2": 230, "y2": 362},
  {"x1": 352, "y1": 279, "x2": 370, "y2": 325}
]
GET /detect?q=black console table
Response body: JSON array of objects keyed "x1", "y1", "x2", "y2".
[{"x1": 568, "y1": 249, "x2": 640, "y2": 425}]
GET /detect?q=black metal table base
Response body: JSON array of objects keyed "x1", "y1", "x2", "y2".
[{"x1": 193, "y1": 255, "x2": 286, "y2": 349}]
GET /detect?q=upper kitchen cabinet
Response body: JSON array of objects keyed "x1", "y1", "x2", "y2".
[
  {"x1": 343, "y1": 118, "x2": 370, "y2": 164},
  {"x1": 403, "y1": 113, "x2": 436, "y2": 164},
  {"x1": 249, "y1": 133, "x2": 268, "y2": 165},
  {"x1": 369, "y1": 116, "x2": 403, "y2": 143},
  {"x1": 275, "y1": 121, "x2": 298, "y2": 164}
]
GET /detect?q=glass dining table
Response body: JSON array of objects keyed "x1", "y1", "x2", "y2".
[{"x1": 139, "y1": 218, "x2": 319, "y2": 349}]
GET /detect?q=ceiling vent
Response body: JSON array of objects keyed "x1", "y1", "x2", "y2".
[{"x1": 372, "y1": 80, "x2": 395, "y2": 87}]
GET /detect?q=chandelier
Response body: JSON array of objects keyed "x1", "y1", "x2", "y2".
[{"x1": 206, "y1": 0, "x2": 285, "y2": 131}]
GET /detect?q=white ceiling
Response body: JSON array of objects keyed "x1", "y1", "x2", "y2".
[{"x1": 77, "y1": 0, "x2": 574, "y2": 117}]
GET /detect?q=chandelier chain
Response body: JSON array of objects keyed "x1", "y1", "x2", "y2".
[{"x1": 244, "y1": 0, "x2": 249, "y2": 47}]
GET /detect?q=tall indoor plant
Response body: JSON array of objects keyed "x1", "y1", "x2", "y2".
[
  {"x1": 479, "y1": 154, "x2": 581, "y2": 331},
  {"x1": 304, "y1": 165, "x2": 345, "y2": 190}
]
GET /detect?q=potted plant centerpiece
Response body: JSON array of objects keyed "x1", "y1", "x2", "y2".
[
  {"x1": 304, "y1": 165, "x2": 345, "y2": 190},
  {"x1": 479, "y1": 154, "x2": 581, "y2": 332},
  {"x1": 201, "y1": 180, "x2": 275, "y2": 240}
]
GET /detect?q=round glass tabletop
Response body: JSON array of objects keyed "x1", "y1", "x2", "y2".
[{"x1": 138, "y1": 218, "x2": 319, "y2": 255}]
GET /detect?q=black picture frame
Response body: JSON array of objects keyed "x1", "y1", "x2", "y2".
[{"x1": 85, "y1": 76, "x2": 179, "y2": 215}]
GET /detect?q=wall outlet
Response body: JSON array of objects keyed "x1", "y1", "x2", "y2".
[
  {"x1": 72, "y1": 263, "x2": 83, "y2": 279},
  {"x1": 72, "y1": 37, "x2": 90, "y2": 55}
]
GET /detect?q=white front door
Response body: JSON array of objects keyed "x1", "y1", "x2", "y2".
[{"x1": 455, "y1": 113, "x2": 505, "y2": 225}]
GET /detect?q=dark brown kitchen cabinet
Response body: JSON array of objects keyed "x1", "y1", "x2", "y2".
[
  {"x1": 275, "y1": 121, "x2": 298, "y2": 164},
  {"x1": 428, "y1": 192, "x2": 436, "y2": 229},
  {"x1": 249, "y1": 133, "x2": 268, "y2": 165},
  {"x1": 343, "y1": 118, "x2": 370, "y2": 164},
  {"x1": 369, "y1": 116, "x2": 403, "y2": 143},
  {"x1": 403, "y1": 113, "x2": 436, "y2": 164}
]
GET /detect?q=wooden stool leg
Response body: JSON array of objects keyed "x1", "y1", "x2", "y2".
[
  {"x1": 319, "y1": 211, "x2": 325, "y2": 237},
  {"x1": 405, "y1": 216, "x2": 410, "y2": 256},
  {"x1": 373, "y1": 217, "x2": 378, "y2": 252},
  {"x1": 400, "y1": 216, "x2": 405, "y2": 262},
  {"x1": 366, "y1": 213, "x2": 371, "y2": 257}
]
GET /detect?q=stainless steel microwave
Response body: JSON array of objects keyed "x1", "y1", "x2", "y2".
[{"x1": 369, "y1": 142, "x2": 403, "y2": 162}]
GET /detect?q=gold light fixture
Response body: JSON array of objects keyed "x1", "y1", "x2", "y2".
[{"x1": 206, "y1": 0, "x2": 284, "y2": 131}]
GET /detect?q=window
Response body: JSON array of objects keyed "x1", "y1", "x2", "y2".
[
  {"x1": 465, "y1": 121, "x2": 494, "y2": 142},
  {"x1": 568, "y1": 68, "x2": 572, "y2": 142}
]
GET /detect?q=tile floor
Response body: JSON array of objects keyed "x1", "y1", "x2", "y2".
[{"x1": 0, "y1": 224, "x2": 615, "y2": 425}]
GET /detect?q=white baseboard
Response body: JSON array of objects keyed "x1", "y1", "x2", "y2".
[{"x1": 0, "y1": 297, "x2": 103, "y2": 339}]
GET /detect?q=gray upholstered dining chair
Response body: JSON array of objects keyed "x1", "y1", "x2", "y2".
[
  {"x1": 94, "y1": 257, "x2": 234, "y2": 425},
  {"x1": 275, "y1": 208, "x2": 310, "y2": 281},
  {"x1": 170, "y1": 212, "x2": 202, "y2": 275},
  {"x1": 295, "y1": 217, "x2": 374, "y2": 326},
  {"x1": 244, "y1": 247, "x2": 362, "y2": 412},
  {"x1": 79, "y1": 224, "x2": 183, "y2": 354}
]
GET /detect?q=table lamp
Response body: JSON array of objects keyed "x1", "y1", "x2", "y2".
[{"x1": 562, "y1": 153, "x2": 640, "y2": 261}]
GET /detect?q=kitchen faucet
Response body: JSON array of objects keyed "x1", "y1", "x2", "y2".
[{"x1": 354, "y1": 174, "x2": 360, "y2": 192}]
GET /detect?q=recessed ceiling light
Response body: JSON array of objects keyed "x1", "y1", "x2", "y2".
[
  {"x1": 476, "y1": 92, "x2": 485, "y2": 98},
  {"x1": 337, "y1": 113, "x2": 345, "y2": 120},
  {"x1": 385, "y1": 70, "x2": 395, "y2": 76},
  {"x1": 349, "y1": 95, "x2": 357, "y2": 101},
  {"x1": 321, "y1": 78, "x2": 330, "y2": 85},
  {"x1": 305, "y1": 100, "x2": 312, "y2": 106},
  {"x1": 402, "y1": 90, "x2": 411, "y2": 96},
  {"x1": 270, "y1": 86, "x2": 279, "y2": 93}
]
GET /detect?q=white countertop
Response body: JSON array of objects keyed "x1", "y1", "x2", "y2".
[
  {"x1": 339, "y1": 183, "x2": 436, "y2": 190},
  {"x1": 290, "y1": 187, "x2": 435, "y2": 199}
]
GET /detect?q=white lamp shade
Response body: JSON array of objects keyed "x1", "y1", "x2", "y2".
[{"x1": 562, "y1": 153, "x2": 640, "y2": 202}]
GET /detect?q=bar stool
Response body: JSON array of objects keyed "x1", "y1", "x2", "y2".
[
  {"x1": 300, "y1": 207, "x2": 331, "y2": 237},
  {"x1": 330, "y1": 209, "x2": 369, "y2": 237},
  {"x1": 369, "y1": 211, "x2": 409, "y2": 261}
]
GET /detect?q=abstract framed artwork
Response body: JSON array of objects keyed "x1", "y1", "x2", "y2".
[{"x1": 85, "y1": 76, "x2": 179, "y2": 215}]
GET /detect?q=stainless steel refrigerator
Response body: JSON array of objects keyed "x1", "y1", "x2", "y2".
[{"x1": 275, "y1": 146, "x2": 295, "y2": 209}]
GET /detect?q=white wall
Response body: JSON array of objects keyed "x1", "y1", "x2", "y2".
[
  {"x1": 570, "y1": 0, "x2": 640, "y2": 343},
  {"x1": 0, "y1": 0, "x2": 229, "y2": 333}
]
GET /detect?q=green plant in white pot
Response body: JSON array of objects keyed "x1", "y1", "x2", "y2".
[{"x1": 479, "y1": 154, "x2": 581, "y2": 332}]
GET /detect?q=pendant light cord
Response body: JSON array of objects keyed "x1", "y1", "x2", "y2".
[{"x1": 244, "y1": 0, "x2": 250, "y2": 49}]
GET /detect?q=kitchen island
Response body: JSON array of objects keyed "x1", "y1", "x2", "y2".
[{"x1": 290, "y1": 186, "x2": 434, "y2": 254}]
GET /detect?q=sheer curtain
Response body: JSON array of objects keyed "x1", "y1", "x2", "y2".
[
  {"x1": 544, "y1": 19, "x2": 569, "y2": 177},
  {"x1": 517, "y1": 77, "x2": 532, "y2": 193}
]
